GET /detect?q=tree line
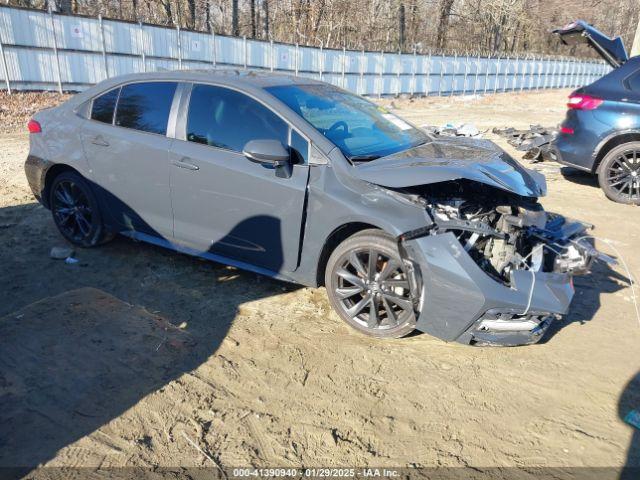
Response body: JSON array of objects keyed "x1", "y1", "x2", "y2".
[{"x1": 5, "y1": 0, "x2": 639, "y2": 58}]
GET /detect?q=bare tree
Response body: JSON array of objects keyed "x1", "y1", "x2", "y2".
[
  {"x1": 11, "y1": 0, "x2": 640, "y2": 57},
  {"x1": 231, "y1": 0, "x2": 239, "y2": 36}
]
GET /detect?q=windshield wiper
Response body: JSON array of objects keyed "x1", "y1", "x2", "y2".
[{"x1": 349, "y1": 154, "x2": 381, "y2": 162}]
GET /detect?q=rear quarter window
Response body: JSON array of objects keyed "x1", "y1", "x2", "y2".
[
  {"x1": 115, "y1": 82, "x2": 177, "y2": 135},
  {"x1": 90, "y1": 88, "x2": 119, "y2": 124}
]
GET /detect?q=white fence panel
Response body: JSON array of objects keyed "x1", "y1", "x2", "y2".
[{"x1": 0, "y1": 5, "x2": 610, "y2": 96}]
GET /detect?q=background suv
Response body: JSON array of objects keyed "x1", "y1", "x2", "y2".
[{"x1": 553, "y1": 21, "x2": 640, "y2": 204}]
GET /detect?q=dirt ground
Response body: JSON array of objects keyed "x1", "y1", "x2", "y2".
[{"x1": 0, "y1": 89, "x2": 639, "y2": 474}]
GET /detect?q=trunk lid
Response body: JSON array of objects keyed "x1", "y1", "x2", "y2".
[{"x1": 553, "y1": 20, "x2": 628, "y2": 68}]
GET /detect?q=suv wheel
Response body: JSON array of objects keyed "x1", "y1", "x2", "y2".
[
  {"x1": 598, "y1": 142, "x2": 640, "y2": 205},
  {"x1": 325, "y1": 229, "x2": 417, "y2": 338},
  {"x1": 49, "y1": 171, "x2": 113, "y2": 247}
]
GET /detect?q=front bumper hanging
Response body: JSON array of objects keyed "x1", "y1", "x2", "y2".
[{"x1": 399, "y1": 214, "x2": 612, "y2": 346}]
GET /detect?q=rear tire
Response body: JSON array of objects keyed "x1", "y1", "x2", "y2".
[
  {"x1": 597, "y1": 142, "x2": 640, "y2": 205},
  {"x1": 49, "y1": 171, "x2": 113, "y2": 247},
  {"x1": 324, "y1": 229, "x2": 417, "y2": 339}
]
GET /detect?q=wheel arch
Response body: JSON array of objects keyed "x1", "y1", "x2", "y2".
[
  {"x1": 42, "y1": 163, "x2": 83, "y2": 209},
  {"x1": 593, "y1": 131, "x2": 640, "y2": 173},
  {"x1": 315, "y1": 222, "x2": 384, "y2": 286}
]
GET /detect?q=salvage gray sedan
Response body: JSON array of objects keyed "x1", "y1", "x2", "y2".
[{"x1": 25, "y1": 70, "x2": 602, "y2": 345}]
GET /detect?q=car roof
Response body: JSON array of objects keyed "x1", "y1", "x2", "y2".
[
  {"x1": 92, "y1": 69, "x2": 325, "y2": 92},
  {"x1": 69, "y1": 69, "x2": 327, "y2": 107}
]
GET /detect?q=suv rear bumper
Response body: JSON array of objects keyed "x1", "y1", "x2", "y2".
[{"x1": 550, "y1": 134, "x2": 597, "y2": 172}]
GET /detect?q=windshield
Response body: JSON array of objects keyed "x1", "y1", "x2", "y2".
[{"x1": 266, "y1": 84, "x2": 428, "y2": 160}]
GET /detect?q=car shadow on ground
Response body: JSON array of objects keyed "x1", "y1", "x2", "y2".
[
  {"x1": 619, "y1": 372, "x2": 640, "y2": 477},
  {"x1": 0, "y1": 205, "x2": 298, "y2": 477},
  {"x1": 559, "y1": 166, "x2": 600, "y2": 189},
  {"x1": 541, "y1": 259, "x2": 629, "y2": 343}
]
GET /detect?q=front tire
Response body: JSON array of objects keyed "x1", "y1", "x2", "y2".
[
  {"x1": 324, "y1": 229, "x2": 417, "y2": 339},
  {"x1": 49, "y1": 171, "x2": 112, "y2": 247},
  {"x1": 597, "y1": 142, "x2": 640, "y2": 205}
]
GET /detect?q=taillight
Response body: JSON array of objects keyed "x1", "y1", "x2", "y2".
[
  {"x1": 567, "y1": 94, "x2": 603, "y2": 110},
  {"x1": 27, "y1": 119, "x2": 42, "y2": 133},
  {"x1": 560, "y1": 126, "x2": 574, "y2": 134}
]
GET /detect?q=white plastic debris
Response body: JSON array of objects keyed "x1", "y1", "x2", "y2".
[
  {"x1": 422, "y1": 122, "x2": 483, "y2": 138},
  {"x1": 457, "y1": 123, "x2": 480, "y2": 137},
  {"x1": 50, "y1": 246, "x2": 74, "y2": 260},
  {"x1": 64, "y1": 257, "x2": 80, "y2": 265}
]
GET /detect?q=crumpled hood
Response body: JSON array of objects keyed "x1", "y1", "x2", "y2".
[{"x1": 353, "y1": 136, "x2": 546, "y2": 197}]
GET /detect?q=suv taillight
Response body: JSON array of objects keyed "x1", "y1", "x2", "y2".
[
  {"x1": 27, "y1": 119, "x2": 42, "y2": 133},
  {"x1": 567, "y1": 94, "x2": 603, "y2": 110}
]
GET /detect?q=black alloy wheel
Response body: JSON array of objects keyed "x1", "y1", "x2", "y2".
[
  {"x1": 598, "y1": 142, "x2": 640, "y2": 205},
  {"x1": 49, "y1": 171, "x2": 111, "y2": 247},
  {"x1": 325, "y1": 229, "x2": 417, "y2": 338}
]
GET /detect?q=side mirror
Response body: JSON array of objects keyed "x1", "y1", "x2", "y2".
[{"x1": 243, "y1": 139, "x2": 290, "y2": 167}]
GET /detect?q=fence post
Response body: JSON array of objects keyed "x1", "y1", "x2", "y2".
[
  {"x1": 513, "y1": 54, "x2": 519, "y2": 91},
  {"x1": 483, "y1": 54, "x2": 489, "y2": 94},
  {"x1": 295, "y1": 43, "x2": 299, "y2": 76},
  {"x1": 48, "y1": 7, "x2": 63, "y2": 93},
  {"x1": 243, "y1": 36, "x2": 248, "y2": 69},
  {"x1": 494, "y1": 55, "x2": 500, "y2": 94},
  {"x1": 438, "y1": 53, "x2": 444, "y2": 96},
  {"x1": 537, "y1": 57, "x2": 542, "y2": 90},
  {"x1": 270, "y1": 40, "x2": 274, "y2": 71},
  {"x1": 425, "y1": 50, "x2": 431, "y2": 96},
  {"x1": 342, "y1": 46, "x2": 346, "y2": 88},
  {"x1": 411, "y1": 46, "x2": 416, "y2": 96},
  {"x1": 463, "y1": 52, "x2": 469, "y2": 95},
  {"x1": 396, "y1": 49, "x2": 401, "y2": 96},
  {"x1": 520, "y1": 55, "x2": 527, "y2": 92},
  {"x1": 502, "y1": 55, "x2": 508, "y2": 93},
  {"x1": 318, "y1": 44, "x2": 323, "y2": 81},
  {"x1": 359, "y1": 49, "x2": 365, "y2": 95},
  {"x1": 98, "y1": 14, "x2": 108, "y2": 80},
  {"x1": 211, "y1": 30, "x2": 217, "y2": 67},
  {"x1": 176, "y1": 25, "x2": 182, "y2": 69},
  {"x1": 138, "y1": 22, "x2": 146, "y2": 73},
  {"x1": 0, "y1": 33, "x2": 11, "y2": 94},
  {"x1": 451, "y1": 51, "x2": 457, "y2": 96},
  {"x1": 378, "y1": 50, "x2": 384, "y2": 98},
  {"x1": 473, "y1": 53, "x2": 480, "y2": 95}
]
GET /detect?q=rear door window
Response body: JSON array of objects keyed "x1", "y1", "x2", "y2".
[
  {"x1": 115, "y1": 82, "x2": 177, "y2": 135},
  {"x1": 91, "y1": 88, "x2": 119, "y2": 124},
  {"x1": 186, "y1": 84, "x2": 288, "y2": 152}
]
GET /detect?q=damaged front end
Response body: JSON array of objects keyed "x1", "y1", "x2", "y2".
[{"x1": 395, "y1": 180, "x2": 610, "y2": 346}]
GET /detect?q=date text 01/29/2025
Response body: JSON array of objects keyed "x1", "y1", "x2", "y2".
[{"x1": 232, "y1": 468, "x2": 400, "y2": 478}]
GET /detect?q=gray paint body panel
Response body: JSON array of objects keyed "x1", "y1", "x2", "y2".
[
  {"x1": 404, "y1": 234, "x2": 573, "y2": 341},
  {"x1": 25, "y1": 70, "x2": 589, "y2": 346}
]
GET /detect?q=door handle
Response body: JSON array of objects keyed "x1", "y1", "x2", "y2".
[
  {"x1": 90, "y1": 135, "x2": 109, "y2": 147},
  {"x1": 173, "y1": 157, "x2": 200, "y2": 171}
]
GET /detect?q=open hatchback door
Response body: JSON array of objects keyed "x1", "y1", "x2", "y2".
[{"x1": 553, "y1": 20, "x2": 628, "y2": 68}]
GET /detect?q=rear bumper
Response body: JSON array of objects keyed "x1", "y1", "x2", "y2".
[
  {"x1": 550, "y1": 134, "x2": 598, "y2": 172},
  {"x1": 24, "y1": 154, "x2": 51, "y2": 207}
]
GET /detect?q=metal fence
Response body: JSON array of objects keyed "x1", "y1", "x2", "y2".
[{"x1": 0, "y1": 5, "x2": 609, "y2": 96}]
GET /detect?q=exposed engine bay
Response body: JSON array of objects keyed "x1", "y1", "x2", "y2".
[{"x1": 396, "y1": 180, "x2": 609, "y2": 286}]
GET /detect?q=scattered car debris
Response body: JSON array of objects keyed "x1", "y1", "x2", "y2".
[
  {"x1": 50, "y1": 246, "x2": 74, "y2": 260},
  {"x1": 492, "y1": 125, "x2": 557, "y2": 162},
  {"x1": 423, "y1": 122, "x2": 484, "y2": 138},
  {"x1": 64, "y1": 257, "x2": 80, "y2": 265}
]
